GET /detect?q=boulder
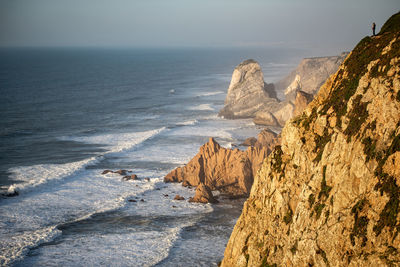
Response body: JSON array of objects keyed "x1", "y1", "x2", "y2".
[
  {"x1": 101, "y1": 170, "x2": 113, "y2": 175},
  {"x1": 218, "y1": 59, "x2": 280, "y2": 119},
  {"x1": 174, "y1": 195, "x2": 185, "y2": 201},
  {"x1": 188, "y1": 183, "x2": 218, "y2": 204},
  {"x1": 122, "y1": 174, "x2": 138, "y2": 181}
]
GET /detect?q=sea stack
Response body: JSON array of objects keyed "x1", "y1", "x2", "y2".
[{"x1": 218, "y1": 59, "x2": 280, "y2": 119}]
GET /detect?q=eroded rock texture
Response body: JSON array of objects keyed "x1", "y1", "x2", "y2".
[
  {"x1": 218, "y1": 59, "x2": 281, "y2": 119},
  {"x1": 164, "y1": 137, "x2": 271, "y2": 197},
  {"x1": 222, "y1": 12, "x2": 400, "y2": 267}
]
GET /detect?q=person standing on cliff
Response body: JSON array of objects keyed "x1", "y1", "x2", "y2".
[{"x1": 372, "y1": 22, "x2": 376, "y2": 36}]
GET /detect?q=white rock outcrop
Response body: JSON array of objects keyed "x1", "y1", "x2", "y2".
[{"x1": 218, "y1": 59, "x2": 280, "y2": 119}]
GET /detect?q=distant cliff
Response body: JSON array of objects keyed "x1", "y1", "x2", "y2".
[
  {"x1": 222, "y1": 12, "x2": 400, "y2": 267},
  {"x1": 275, "y1": 53, "x2": 348, "y2": 97},
  {"x1": 219, "y1": 54, "x2": 347, "y2": 127}
]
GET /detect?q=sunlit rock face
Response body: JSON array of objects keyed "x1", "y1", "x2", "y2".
[
  {"x1": 275, "y1": 53, "x2": 349, "y2": 96},
  {"x1": 218, "y1": 59, "x2": 281, "y2": 119},
  {"x1": 222, "y1": 12, "x2": 400, "y2": 267}
]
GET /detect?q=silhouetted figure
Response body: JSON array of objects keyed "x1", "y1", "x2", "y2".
[{"x1": 372, "y1": 22, "x2": 376, "y2": 36}]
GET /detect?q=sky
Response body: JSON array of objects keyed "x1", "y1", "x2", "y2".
[{"x1": 0, "y1": 0, "x2": 399, "y2": 54}]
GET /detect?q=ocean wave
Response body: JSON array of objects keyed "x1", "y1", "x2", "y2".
[
  {"x1": 176, "y1": 119, "x2": 198, "y2": 126},
  {"x1": 62, "y1": 127, "x2": 167, "y2": 154},
  {"x1": 0, "y1": 172, "x2": 161, "y2": 266},
  {"x1": 7, "y1": 157, "x2": 98, "y2": 195},
  {"x1": 196, "y1": 91, "x2": 224, "y2": 97},
  {"x1": 0, "y1": 226, "x2": 62, "y2": 267},
  {"x1": 7, "y1": 127, "x2": 167, "y2": 195},
  {"x1": 187, "y1": 104, "x2": 214, "y2": 111}
]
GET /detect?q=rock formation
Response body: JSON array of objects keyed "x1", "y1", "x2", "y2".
[
  {"x1": 164, "y1": 137, "x2": 273, "y2": 197},
  {"x1": 221, "y1": 12, "x2": 400, "y2": 267},
  {"x1": 275, "y1": 52, "x2": 349, "y2": 96},
  {"x1": 254, "y1": 90, "x2": 314, "y2": 127},
  {"x1": 252, "y1": 54, "x2": 344, "y2": 127},
  {"x1": 189, "y1": 183, "x2": 218, "y2": 204},
  {"x1": 218, "y1": 59, "x2": 281, "y2": 119},
  {"x1": 254, "y1": 129, "x2": 280, "y2": 151},
  {"x1": 293, "y1": 90, "x2": 314, "y2": 117}
]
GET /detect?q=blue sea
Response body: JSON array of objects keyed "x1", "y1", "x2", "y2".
[{"x1": 0, "y1": 47, "x2": 302, "y2": 266}]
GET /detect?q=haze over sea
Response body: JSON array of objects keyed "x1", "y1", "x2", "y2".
[{"x1": 0, "y1": 47, "x2": 303, "y2": 266}]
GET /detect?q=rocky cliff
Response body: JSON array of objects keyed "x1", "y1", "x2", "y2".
[
  {"x1": 222, "y1": 12, "x2": 400, "y2": 267},
  {"x1": 164, "y1": 137, "x2": 272, "y2": 197},
  {"x1": 218, "y1": 59, "x2": 281, "y2": 119},
  {"x1": 275, "y1": 53, "x2": 348, "y2": 97}
]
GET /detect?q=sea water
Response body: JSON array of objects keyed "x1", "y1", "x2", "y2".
[{"x1": 0, "y1": 47, "x2": 302, "y2": 266}]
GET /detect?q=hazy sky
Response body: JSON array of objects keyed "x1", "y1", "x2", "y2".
[{"x1": 0, "y1": 0, "x2": 398, "y2": 53}]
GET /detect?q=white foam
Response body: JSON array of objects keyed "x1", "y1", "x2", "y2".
[
  {"x1": 176, "y1": 119, "x2": 198, "y2": 126},
  {"x1": 64, "y1": 127, "x2": 167, "y2": 154},
  {"x1": 1, "y1": 173, "x2": 212, "y2": 266},
  {"x1": 188, "y1": 104, "x2": 214, "y2": 111},
  {"x1": 0, "y1": 169, "x2": 161, "y2": 267},
  {"x1": 7, "y1": 128, "x2": 166, "y2": 195},
  {"x1": 7, "y1": 157, "x2": 98, "y2": 194},
  {"x1": 19, "y1": 227, "x2": 184, "y2": 267},
  {"x1": 196, "y1": 91, "x2": 224, "y2": 97},
  {"x1": 0, "y1": 226, "x2": 62, "y2": 266}
]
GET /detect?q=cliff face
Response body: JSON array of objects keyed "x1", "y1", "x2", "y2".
[
  {"x1": 219, "y1": 59, "x2": 281, "y2": 119},
  {"x1": 222, "y1": 12, "x2": 400, "y2": 267},
  {"x1": 275, "y1": 53, "x2": 348, "y2": 97}
]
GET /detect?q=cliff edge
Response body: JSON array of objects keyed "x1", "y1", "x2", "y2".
[{"x1": 222, "y1": 12, "x2": 400, "y2": 267}]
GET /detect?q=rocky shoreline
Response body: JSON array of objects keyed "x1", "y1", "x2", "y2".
[{"x1": 164, "y1": 53, "x2": 346, "y2": 204}]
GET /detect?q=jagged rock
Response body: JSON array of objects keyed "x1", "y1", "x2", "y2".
[
  {"x1": 253, "y1": 110, "x2": 280, "y2": 126},
  {"x1": 218, "y1": 59, "x2": 280, "y2": 119},
  {"x1": 188, "y1": 183, "x2": 218, "y2": 204},
  {"x1": 293, "y1": 90, "x2": 314, "y2": 117},
  {"x1": 174, "y1": 195, "x2": 185, "y2": 201},
  {"x1": 240, "y1": 137, "x2": 257, "y2": 147},
  {"x1": 165, "y1": 138, "x2": 254, "y2": 196},
  {"x1": 221, "y1": 12, "x2": 400, "y2": 267},
  {"x1": 165, "y1": 137, "x2": 273, "y2": 197}
]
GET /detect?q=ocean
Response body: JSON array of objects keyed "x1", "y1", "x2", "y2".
[{"x1": 0, "y1": 47, "x2": 302, "y2": 266}]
